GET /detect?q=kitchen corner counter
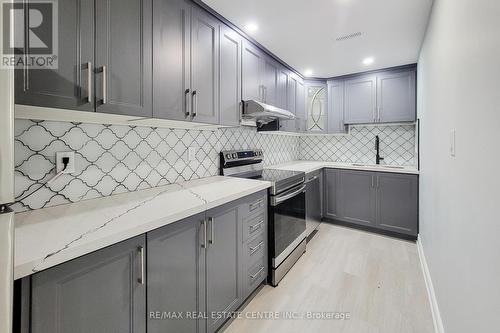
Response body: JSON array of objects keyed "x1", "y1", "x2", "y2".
[
  {"x1": 14, "y1": 176, "x2": 270, "y2": 280},
  {"x1": 266, "y1": 161, "x2": 419, "y2": 175}
]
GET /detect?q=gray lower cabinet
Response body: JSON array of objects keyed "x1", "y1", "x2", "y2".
[
  {"x1": 219, "y1": 25, "x2": 242, "y2": 126},
  {"x1": 323, "y1": 168, "x2": 339, "y2": 219},
  {"x1": 15, "y1": 0, "x2": 95, "y2": 112},
  {"x1": 324, "y1": 168, "x2": 418, "y2": 237},
  {"x1": 205, "y1": 202, "x2": 243, "y2": 333},
  {"x1": 344, "y1": 75, "x2": 377, "y2": 124},
  {"x1": 95, "y1": 0, "x2": 152, "y2": 117},
  {"x1": 376, "y1": 69, "x2": 416, "y2": 123},
  {"x1": 30, "y1": 236, "x2": 146, "y2": 333},
  {"x1": 147, "y1": 213, "x2": 206, "y2": 333},
  {"x1": 376, "y1": 172, "x2": 418, "y2": 236},
  {"x1": 337, "y1": 169, "x2": 377, "y2": 227}
]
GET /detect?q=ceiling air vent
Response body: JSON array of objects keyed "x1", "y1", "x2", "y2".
[{"x1": 335, "y1": 32, "x2": 362, "y2": 42}]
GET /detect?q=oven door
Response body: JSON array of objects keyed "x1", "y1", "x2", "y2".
[{"x1": 269, "y1": 184, "x2": 306, "y2": 267}]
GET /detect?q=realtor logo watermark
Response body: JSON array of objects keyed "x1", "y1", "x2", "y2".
[{"x1": 1, "y1": 0, "x2": 58, "y2": 69}]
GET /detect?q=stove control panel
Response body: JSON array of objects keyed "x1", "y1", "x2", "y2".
[{"x1": 221, "y1": 149, "x2": 263, "y2": 161}]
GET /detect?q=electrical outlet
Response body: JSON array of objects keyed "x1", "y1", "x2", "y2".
[
  {"x1": 188, "y1": 147, "x2": 197, "y2": 161},
  {"x1": 56, "y1": 152, "x2": 76, "y2": 174}
]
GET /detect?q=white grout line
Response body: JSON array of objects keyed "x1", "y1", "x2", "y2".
[{"x1": 417, "y1": 235, "x2": 445, "y2": 333}]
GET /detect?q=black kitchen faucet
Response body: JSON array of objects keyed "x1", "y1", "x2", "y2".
[{"x1": 375, "y1": 135, "x2": 384, "y2": 165}]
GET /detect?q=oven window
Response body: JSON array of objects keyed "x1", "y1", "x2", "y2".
[{"x1": 272, "y1": 191, "x2": 306, "y2": 259}]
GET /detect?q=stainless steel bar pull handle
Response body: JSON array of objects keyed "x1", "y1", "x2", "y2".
[
  {"x1": 138, "y1": 246, "x2": 145, "y2": 284},
  {"x1": 250, "y1": 220, "x2": 264, "y2": 233},
  {"x1": 101, "y1": 65, "x2": 107, "y2": 104},
  {"x1": 192, "y1": 90, "x2": 198, "y2": 118},
  {"x1": 250, "y1": 241, "x2": 264, "y2": 255},
  {"x1": 184, "y1": 89, "x2": 190, "y2": 117},
  {"x1": 208, "y1": 217, "x2": 214, "y2": 245},
  {"x1": 250, "y1": 266, "x2": 265, "y2": 279},
  {"x1": 201, "y1": 219, "x2": 207, "y2": 248},
  {"x1": 86, "y1": 62, "x2": 92, "y2": 103}
]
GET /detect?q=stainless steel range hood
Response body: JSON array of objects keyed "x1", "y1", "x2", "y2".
[{"x1": 242, "y1": 100, "x2": 295, "y2": 125}]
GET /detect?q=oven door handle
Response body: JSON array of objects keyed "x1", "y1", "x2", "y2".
[{"x1": 271, "y1": 184, "x2": 306, "y2": 206}]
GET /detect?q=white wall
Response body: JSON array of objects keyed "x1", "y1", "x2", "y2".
[{"x1": 417, "y1": 0, "x2": 500, "y2": 332}]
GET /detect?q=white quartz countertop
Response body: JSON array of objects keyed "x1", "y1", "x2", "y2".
[
  {"x1": 14, "y1": 176, "x2": 270, "y2": 279},
  {"x1": 266, "y1": 161, "x2": 419, "y2": 175}
]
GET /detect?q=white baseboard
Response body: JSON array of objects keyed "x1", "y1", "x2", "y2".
[{"x1": 417, "y1": 236, "x2": 445, "y2": 333}]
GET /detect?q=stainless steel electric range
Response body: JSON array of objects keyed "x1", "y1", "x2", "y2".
[{"x1": 220, "y1": 149, "x2": 307, "y2": 286}]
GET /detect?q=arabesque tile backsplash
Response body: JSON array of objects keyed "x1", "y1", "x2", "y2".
[{"x1": 13, "y1": 120, "x2": 416, "y2": 212}]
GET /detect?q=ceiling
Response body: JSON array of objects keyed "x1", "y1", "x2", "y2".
[{"x1": 202, "y1": 0, "x2": 434, "y2": 78}]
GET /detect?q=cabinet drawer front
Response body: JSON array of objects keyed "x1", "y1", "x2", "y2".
[
  {"x1": 241, "y1": 193, "x2": 267, "y2": 216},
  {"x1": 247, "y1": 256, "x2": 266, "y2": 291},
  {"x1": 243, "y1": 212, "x2": 266, "y2": 241},
  {"x1": 245, "y1": 232, "x2": 266, "y2": 266}
]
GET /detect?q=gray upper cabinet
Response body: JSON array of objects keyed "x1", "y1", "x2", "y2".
[
  {"x1": 30, "y1": 236, "x2": 146, "y2": 333},
  {"x1": 205, "y1": 202, "x2": 243, "y2": 333},
  {"x1": 153, "y1": 0, "x2": 191, "y2": 121},
  {"x1": 262, "y1": 58, "x2": 279, "y2": 105},
  {"x1": 376, "y1": 69, "x2": 416, "y2": 123},
  {"x1": 190, "y1": 7, "x2": 220, "y2": 124},
  {"x1": 344, "y1": 75, "x2": 377, "y2": 124},
  {"x1": 376, "y1": 173, "x2": 418, "y2": 236},
  {"x1": 295, "y1": 79, "x2": 306, "y2": 132},
  {"x1": 280, "y1": 72, "x2": 296, "y2": 132},
  {"x1": 337, "y1": 169, "x2": 377, "y2": 227},
  {"x1": 15, "y1": 0, "x2": 95, "y2": 112},
  {"x1": 147, "y1": 213, "x2": 206, "y2": 333},
  {"x1": 95, "y1": 0, "x2": 152, "y2": 117},
  {"x1": 219, "y1": 24, "x2": 242, "y2": 126},
  {"x1": 327, "y1": 80, "x2": 347, "y2": 134},
  {"x1": 277, "y1": 69, "x2": 289, "y2": 109},
  {"x1": 242, "y1": 41, "x2": 264, "y2": 102}
]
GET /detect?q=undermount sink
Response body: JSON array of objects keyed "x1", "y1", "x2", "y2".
[
  {"x1": 350, "y1": 163, "x2": 405, "y2": 170},
  {"x1": 383, "y1": 165, "x2": 405, "y2": 169}
]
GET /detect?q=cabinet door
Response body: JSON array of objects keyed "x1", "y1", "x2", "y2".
[
  {"x1": 337, "y1": 170, "x2": 376, "y2": 226},
  {"x1": 377, "y1": 70, "x2": 416, "y2": 123},
  {"x1": 280, "y1": 73, "x2": 296, "y2": 132},
  {"x1": 376, "y1": 173, "x2": 418, "y2": 236},
  {"x1": 323, "y1": 168, "x2": 339, "y2": 219},
  {"x1": 219, "y1": 25, "x2": 241, "y2": 126},
  {"x1": 242, "y1": 41, "x2": 263, "y2": 101},
  {"x1": 306, "y1": 81, "x2": 328, "y2": 133},
  {"x1": 262, "y1": 58, "x2": 279, "y2": 105},
  {"x1": 206, "y1": 202, "x2": 242, "y2": 333},
  {"x1": 277, "y1": 69, "x2": 289, "y2": 109},
  {"x1": 15, "y1": 0, "x2": 94, "y2": 111},
  {"x1": 295, "y1": 80, "x2": 306, "y2": 132},
  {"x1": 31, "y1": 236, "x2": 146, "y2": 333},
  {"x1": 190, "y1": 8, "x2": 219, "y2": 124},
  {"x1": 344, "y1": 75, "x2": 376, "y2": 124},
  {"x1": 327, "y1": 80, "x2": 346, "y2": 134},
  {"x1": 95, "y1": 0, "x2": 152, "y2": 117},
  {"x1": 147, "y1": 213, "x2": 206, "y2": 333},
  {"x1": 153, "y1": 0, "x2": 191, "y2": 121}
]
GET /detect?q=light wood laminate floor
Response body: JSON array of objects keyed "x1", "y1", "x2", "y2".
[{"x1": 225, "y1": 223, "x2": 434, "y2": 333}]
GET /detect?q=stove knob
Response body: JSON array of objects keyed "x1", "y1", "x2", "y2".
[
  {"x1": 232, "y1": 153, "x2": 237, "y2": 158},
  {"x1": 226, "y1": 154, "x2": 231, "y2": 159}
]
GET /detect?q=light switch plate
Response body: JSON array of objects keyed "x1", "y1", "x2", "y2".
[
  {"x1": 188, "y1": 147, "x2": 197, "y2": 161},
  {"x1": 56, "y1": 151, "x2": 76, "y2": 174},
  {"x1": 450, "y1": 130, "x2": 456, "y2": 157}
]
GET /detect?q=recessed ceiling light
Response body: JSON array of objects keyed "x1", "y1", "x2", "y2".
[
  {"x1": 304, "y1": 69, "x2": 313, "y2": 77},
  {"x1": 363, "y1": 57, "x2": 374, "y2": 65},
  {"x1": 244, "y1": 22, "x2": 258, "y2": 33}
]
